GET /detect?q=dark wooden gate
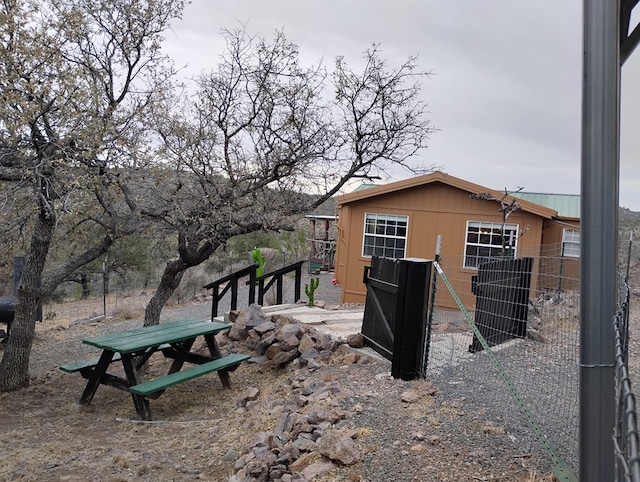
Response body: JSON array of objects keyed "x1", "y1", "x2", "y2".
[
  {"x1": 469, "y1": 257, "x2": 533, "y2": 352},
  {"x1": 361, "y1": 256, "x2": 431, "y2": 380}
]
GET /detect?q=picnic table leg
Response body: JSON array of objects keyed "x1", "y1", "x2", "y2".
[
  {"x1": 204, "y1": 334, "x2": 232, "y2": 389},
  {"x1": 79, "y1": 350, "x2": 114, "y2": 405},
  {"x1": 121, "y1": 353, "x2": 153, "y2": 421},
  {"x1": 167, "y1": 338, "x2": 196, "y2": 374}
]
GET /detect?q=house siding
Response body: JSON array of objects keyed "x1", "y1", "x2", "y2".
[
  {"x1": 335, "y1": 181, "x2": 547, "y2": 309},
  {"x1": 537, "y1": 219, "x2": 581, "y2": 292}
]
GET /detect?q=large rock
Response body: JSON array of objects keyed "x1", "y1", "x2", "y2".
[
  {"x1": 246, "y1": 313, "x2": 269, "y2": 329},
  {"x1": 245, "y1": 460, "x2": 268, "y2": 480},
  {"x1": 275, "y1": 322, "x2": 302, "y2": 341},
  {"x1": 280, "y1": 335, "x2": 300, "y2": 352},
  {"x1": 302, "y1": 459, "x2": 336, "y2": 480},
  {"x1": 229, "y1": 304, "x2": 263, "y2": 340},
  {"x1": 315, "y1": 333, "x2": 338, "y2": 352},
  {"x1": 298, "y1": 349, "x2": 320, "y2": 367},
  {"x1": 288, "y1": 451, "x2": 321, "y2": 473},
  {"x1": 265, "y1": 344, "x2": 283, "y2": 360},
  {"x1": 527, "y1": 328, "x2": 545, "y2": 342},
  {"x1": 270, "y1": 348, "x2": 300, "y2": 366},
  {"x1": 272, "y1": 314, "x2": 296, "y2": 326},
  {"x1": 254, "y1": 320, "x2": 276, "y2": 335},
  {"x1": 298, "y1": 333, "x2": 316, "y2": 353},
  {"x1": 346, "y1": 333, "x2": 364, "y2": 348},
  {"x1": 227, "y1": 317, "x2": 248, "y2": 341},
  {"x1": 316, "y1": 430, "x2": 362, "y2": 465},
  {"x1": 255, "y1": 333, "x2": 276, "y2": 356}
]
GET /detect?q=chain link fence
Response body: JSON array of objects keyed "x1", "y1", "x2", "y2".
[{"x1": 614, "y1": 278, "x2": 640, "y2": 481}]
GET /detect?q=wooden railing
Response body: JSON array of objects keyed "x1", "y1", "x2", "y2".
[
  {"x1": 204, "y1": 260, "x2": 305, "y2": 318},
  {"x1": 255, "y1": 260, "x2": 304, "y2": 306},
  {"x1": 204, "y1": 264, "x2": 258, "y2": 319}
]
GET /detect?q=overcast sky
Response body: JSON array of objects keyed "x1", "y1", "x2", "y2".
[{"x1": 162, "y1": 1, "x2": 640, "y2": 210}]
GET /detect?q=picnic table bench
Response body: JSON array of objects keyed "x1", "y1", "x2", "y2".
[{"x1": 60, "y1": 319, "x2": 250, "y2": 420}]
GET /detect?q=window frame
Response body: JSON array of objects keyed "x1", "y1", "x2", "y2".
[
  {"x1": 463, "y1": 220, "x2": 519, "y2": 269},
  {"x1": 361, "y1": 213, "x2": 409, "y2": 259},
  {"x1": 561, "y1": 229, "x2": 580, "y2": 258}
]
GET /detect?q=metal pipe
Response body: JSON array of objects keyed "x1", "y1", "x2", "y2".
[{"x1": 580, "y1": 1, "x2": 620, "y2": 480}]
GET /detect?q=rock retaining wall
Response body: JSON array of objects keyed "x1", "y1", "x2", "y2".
[{"x1": 216, "y1": 304, "x2": 369, "y2": 482}]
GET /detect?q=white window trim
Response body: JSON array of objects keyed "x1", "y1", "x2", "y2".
[
  {"x1": 562, "y1": 229, "x2": 580, "y2": 258},
  {"x1": 463, "y1": 220, "x2": 519, "y2": 269},
  {"x1": 362, "y1": 213, "x2": 409, "y2": 259}
]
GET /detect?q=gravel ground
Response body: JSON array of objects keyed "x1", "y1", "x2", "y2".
[{"x1": 425, "y1": 300, "x2": 581, "y2": 477}]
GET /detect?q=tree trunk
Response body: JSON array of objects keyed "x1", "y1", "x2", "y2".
[
  {"x1": 0, "y1": 211, "x2": 54, "y2": 391},
  {"x1": 143, "y1": 259, "x2": 186, "y2": 326}
]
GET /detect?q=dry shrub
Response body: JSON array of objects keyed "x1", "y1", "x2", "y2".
[
  {"x1": 114, "y1": 305, "x2": 144, "y2": 320},
  {"x1": 406, "y1": 396, "x2": 437, "y2": 419},
  {"x1": 257, "y1": 247, "x2": 283, "y2": 271},
  {"x1": 169, "y1": 265, "x2": 211, "y2": 305},
  {"x1": 262, "y1": 276, "x2": 292, "y2": 306}
]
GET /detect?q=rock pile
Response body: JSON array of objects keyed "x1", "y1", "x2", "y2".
[
  {"x1": 228, "y1": 382, "x2": 363, "y2": 481},
  {"x1": 218, "y1": 304, "x2": 370, "y2": 482},
  {"x1": 220, "y1": 304, "x2": 364, "y2": 372},
  {"x1": 527, "y1": 290, "x2": 580, "y2": 343}
]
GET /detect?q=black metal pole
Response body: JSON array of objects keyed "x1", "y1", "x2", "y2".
[
  {"x1": 102, "y1": 259, "x2": 107, "y2": 318},
  {"x1": 581, "y1": 1, "x2": 620, "y2": 480},
  {"x1": 625, "y1": 233, "x2": 633, "y2": 284}
]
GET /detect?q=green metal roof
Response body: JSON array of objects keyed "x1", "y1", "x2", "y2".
[
  {"x1": 353, "y1": 182, "x2": 378, "y2": 192},
  {"x1": 514, "y1": 192, "x2": 580, "y2": 218}
]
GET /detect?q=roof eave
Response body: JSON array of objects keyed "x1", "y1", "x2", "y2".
[{"x1": 335, "y1": 172, "x2": 557, "y2": 219}]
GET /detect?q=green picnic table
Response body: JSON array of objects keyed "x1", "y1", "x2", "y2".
[{"x1": 60, "y1": 319, "x2": 250, "y2": 420}]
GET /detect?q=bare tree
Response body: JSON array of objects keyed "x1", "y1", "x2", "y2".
[
  {"x1": 142, "y1": 29, "x2": 438, "y2": 326},
  {"x1": 470, "y1": 188, "x2": 529, "y2": 257},
  {"x1": 329, "y1": 44, "x2": 437, "y2": 184},
  {"x1": 0, "y1": 0, "x2": 184, "y2": 391}
]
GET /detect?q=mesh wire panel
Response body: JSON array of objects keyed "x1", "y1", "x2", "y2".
[{"x1": 424, "y1": 245, "x2": 579, "y2": 474}]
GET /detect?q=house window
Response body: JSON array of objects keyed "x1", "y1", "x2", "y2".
[
  {"x1": 362, "y1": 213, "x2": 408, "y2": 258},
  {"x1": 562, "y1": 229, "x2": 580, "y2": 257},
  {"x1": 464, "y1": 221, "x2": 518, "y2": 268}
]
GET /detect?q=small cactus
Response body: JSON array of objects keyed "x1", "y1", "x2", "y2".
[
  {"x1": 252, "y1": 248, "x2": 266, "y2": 278},
  {"x1": 305, "y1": 277, "x2": 320, "y2": 306}
]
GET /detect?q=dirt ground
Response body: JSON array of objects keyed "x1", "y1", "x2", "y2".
[{"x1": 0, "y1": 302, "x2": 558, "y2": 482}]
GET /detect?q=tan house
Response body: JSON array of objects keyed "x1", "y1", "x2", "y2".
[{"x1": 333, "y1": 171, "x2": 580, "y2": 309}]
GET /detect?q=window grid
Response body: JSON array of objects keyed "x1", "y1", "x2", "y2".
[
  {"x1": 562, "y1": 229, "x2": 580, "y2": 257},
  {"x1": 464, "y1": 221, "x2": 518, "y2": 269},
  {"x1": 362, "y1": 213, "x2": 408, "y2": 259}
]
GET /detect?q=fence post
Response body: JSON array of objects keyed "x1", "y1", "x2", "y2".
[
  {"x1": 581, "y1": 1, "x2": 619, "y2": 479},
  {"x1": 102, "y1": 259, "x2": 107, "y2": 318},
  {"x1": 424, "y1": 236, "x2": 442, "y2": 375},
  {"x1": 12, "y1": 256, "x2": 25, "y2": 296},
  {"x1": 392, "y1": 258, "x2": 432, "y2": 380},
  {"x1": 294, "y1": 263, "x2": 302, "y2": 303}
]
